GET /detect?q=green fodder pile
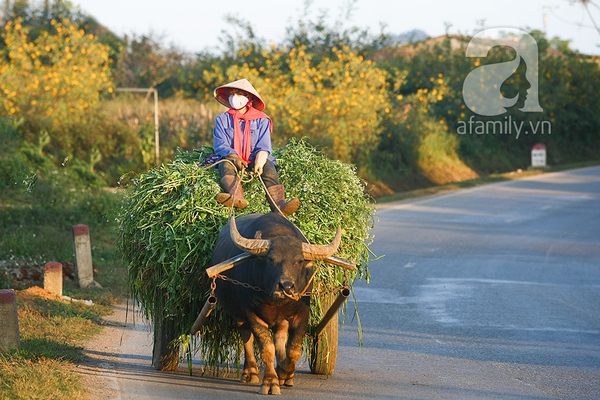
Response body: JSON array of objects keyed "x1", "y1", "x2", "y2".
[{"x1": 118, "y1": 139, "x2": 374, "y2": 370}]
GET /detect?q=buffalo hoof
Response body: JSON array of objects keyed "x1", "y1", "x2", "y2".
[
  {"x1": 279, "y1": 377, "x2": 294, "y2": 387},
  {"x1": 241, "y1": 372, "x2": 260, "y2": 384},
  {"x1": 276, "y1": 366, "x2": 294, "y2": 387},
  {"x1": 259, "y1": 381, "x2": 281, "y2": 395}
]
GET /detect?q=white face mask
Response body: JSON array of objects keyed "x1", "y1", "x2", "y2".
[{"x1": 228, "y1": 94, "x2": 249, "y2": 110}]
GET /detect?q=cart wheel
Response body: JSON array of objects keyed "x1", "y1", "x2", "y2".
[
  {"x1": 152, "y1": 298, "x2": 180, "y2": 371},
  {"x1": 309, "y1": 294, "x2": 339, "y2": 375}
]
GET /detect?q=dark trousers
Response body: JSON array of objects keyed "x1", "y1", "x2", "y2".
[{"x1": 218, "y1": 159, "x2": 279, "y2": 187}]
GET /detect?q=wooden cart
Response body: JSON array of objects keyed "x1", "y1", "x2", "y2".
[{"x1": 153, "y1": 252, "x2": 354, "y2": 376}]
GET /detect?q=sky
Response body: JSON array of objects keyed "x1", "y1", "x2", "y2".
[{"x1": 70, "y1": 0, "x2": 599, "y2": 55}]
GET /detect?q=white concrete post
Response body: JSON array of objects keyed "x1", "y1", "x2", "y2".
[
  {"x1": 44, "y1": 261, "x2": 63, "y2": 297},
  {"x1": 0, "y1": 289, "x2": 20, "y2": 352},
  {"x1": 531, "y1": 143, "x2": 547, "y2": 168},
  {"x1": 73, "y1": 224, "x2": 94, "y2": 288}
]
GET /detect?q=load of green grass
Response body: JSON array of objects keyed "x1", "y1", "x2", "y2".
[{"x1": 118, "y1": 139, "x2": 374, "y2": 370}]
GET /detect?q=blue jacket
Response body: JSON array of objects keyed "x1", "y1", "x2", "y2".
[{"x1": 213, "y1": 112, "x2": 276, "y2": 164}]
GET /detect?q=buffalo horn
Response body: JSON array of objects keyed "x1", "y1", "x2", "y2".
[
  {"x1": 230, "y1": 217, "x2": 272, "y2": 256},
  {"x1": 302, "y1": 227, "x2": 342, "y2": 260}
]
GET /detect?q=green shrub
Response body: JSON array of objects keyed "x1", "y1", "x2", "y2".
[
  {"x1": 0, "y1": 119, "x2": 31, "y2": 196},
  {"x1": 0, "y1": 119, "x2": 122, "y2": 262}
]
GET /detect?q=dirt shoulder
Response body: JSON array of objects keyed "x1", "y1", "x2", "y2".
[{"x1": 77, "y1": 303, "x2": 152, "y2": 400}]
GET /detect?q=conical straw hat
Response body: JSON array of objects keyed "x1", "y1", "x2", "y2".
[{"x1": 214, "y1": 78, "x2": 266, "y2": 111}]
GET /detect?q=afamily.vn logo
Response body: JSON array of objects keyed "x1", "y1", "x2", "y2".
[
  {"x1": 462, "y1": 28, "x2": 543, "y2": 116},
  {"x1": 458, "y1": 28, "x2": 549, "y2": 137},
  {"x1": 457, "y1": 115, "x2": 551, "y2": 139}
]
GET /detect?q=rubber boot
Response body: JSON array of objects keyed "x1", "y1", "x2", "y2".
[
  {"x1": 267, "y1": 184, "x2": 300, "y2": 216},
  {"x1": 216, "y1": 175, "x2": 248, "y2": 209}
]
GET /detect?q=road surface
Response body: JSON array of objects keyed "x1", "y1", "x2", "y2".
[{"x1": 79, "y1": 166, "x2": 600, "y2": 399}]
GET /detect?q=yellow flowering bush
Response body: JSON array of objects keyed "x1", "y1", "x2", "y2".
[
  {"x1": 0, "y1": 18, "x2": 112, "y2": 152},
  {"x1": 226, "y1": 44, "x2": 389, "y2": 166}
]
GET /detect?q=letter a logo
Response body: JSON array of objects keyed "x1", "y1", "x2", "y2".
[{"x1": 462, "y1": 28, "x2": 543, "y2": 116}]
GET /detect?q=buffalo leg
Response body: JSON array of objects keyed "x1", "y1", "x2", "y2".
[
  {"x1": 274, "y1": 320, "x2": 289, "y2": 367},
  {"x1": 239, "y1": 324, "x2": 260, "y2": 384},
  {"x1": 249, "y1": 317, "x2": 281, "y2": 395},
  {"x1": 276, "y1": 312, "x2": 309, "y2": 387}
]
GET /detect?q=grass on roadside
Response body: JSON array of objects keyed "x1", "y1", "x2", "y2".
[
  {"x1": 375, "y1": 160, "x2": 600, "y2": 204},
  {"x1": 0, "y1": 357, "x2": 84, "y2": 400},
  {"x1": 0, "y1": 287, "x2": 111, "y2": 400},
  {"x1": 0, "y1": 171, "x2": 125, "y2": 399}
]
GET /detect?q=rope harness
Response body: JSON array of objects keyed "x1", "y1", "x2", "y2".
[
  {"x1": 204, "y1": 158, "x2": 286, "y2": 218},
  {"x1": 211, "y1": 266, "x2": 349, "y2": 301}
]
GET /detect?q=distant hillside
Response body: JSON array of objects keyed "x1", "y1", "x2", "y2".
[{"x1": 390, "y1": 29, "x2": 429, "y2": 45}]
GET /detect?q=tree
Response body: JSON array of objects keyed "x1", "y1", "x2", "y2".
[
  {"x1": 0, "y1": 17, "x2": 112, "y2": 156},
  {"x1": 568, "y1": 0, "x2": 600, "y2": 39},
  {"x1": 210, "y1": 3, "x2": 391, "y2": 168},
  {"x1": 114, "y1": 33, "x2": 185, "y2": 91},
  {"x1": 227, "y1": 43, "x2": 389, "y2": 167}
]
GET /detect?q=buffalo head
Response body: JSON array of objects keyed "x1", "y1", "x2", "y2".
[{"x1": 229, "y1": 216, "x2": 342, "y2": 299}]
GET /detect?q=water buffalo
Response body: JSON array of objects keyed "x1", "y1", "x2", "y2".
[{"x1": 207, "y1": 212, "x2": 352, "y2": 395}]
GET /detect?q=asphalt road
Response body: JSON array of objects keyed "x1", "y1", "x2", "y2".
[{"x1": 80, "y1": 166, "x2": 600, "y2": 399}]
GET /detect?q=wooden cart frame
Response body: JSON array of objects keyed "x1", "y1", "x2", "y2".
[{"x1": 153, "y1": 252, "x2": 354, "y2": 375}]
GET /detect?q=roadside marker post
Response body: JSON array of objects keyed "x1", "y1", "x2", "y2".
[
  {"x1": 0, "y1": 289, "x2": 20, "y2": 352},
  {"x1": 44, "y1": 261, "x2": 63, "y2": 297},
  {"x1": 73, "y1": 224, "x2": 94, "y2": 288},
  {"x1": 531, "y1": 143, "x2": 547, "y2": 168}
]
